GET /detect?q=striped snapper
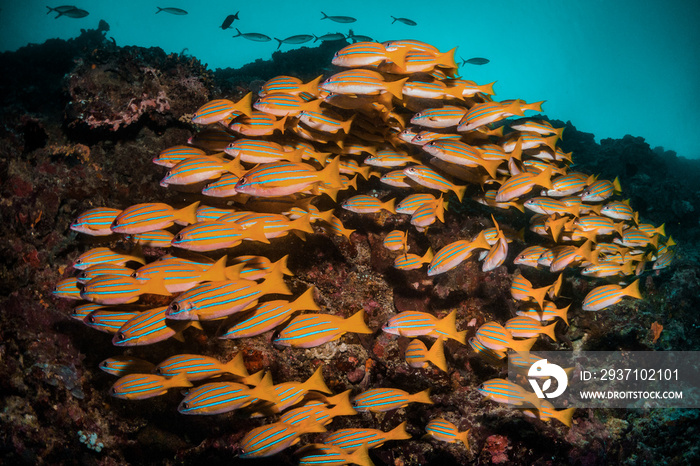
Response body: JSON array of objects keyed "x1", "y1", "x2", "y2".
[
  {"x1": 220, "y1": 287, "x2": 319, "y2": 339},
  {"x1": 324, "y1": 421, "x2": 411, "y2": 451},
  {"x1": 581, "y1": 260, "x2": 635, "y2": 278},
  {"x1": 383, "y1": 230, "x2": 408, "y2": 252},
  {"x1": 170, "y1": 220, "x2": 269, "y2": 252},
  {"x1": 501, "y1": 132, "x2": 559, "y2": 153},
  {"x1": 228, "y1": 112, "x2": 287, "y2": 136},
  {"x1": 411, "y1": 130, "x2": 462, "y2": 146},
  {"x1": 541, "y1": 172, "x2": 592, "y2": 197},
  {"x1": 239, "y1": 419, "x2": 327, "y2": 458},
  {"x1": 427, "y1": 233, "x2": 491, "y2": 276},
  {"x1": 299, "y1": 110, "x2": 354, "y2": 134},
  {"x1": 76, "y1": 263, "x2": 134, "y2": 283},
  {"x1": 224, "y1": 139, "x2": 302, "y2": 164},
  {"x1": 79, "y1": 275, "x2": 171, "y2": 305},
  {"x1": 396, "y1": 193, "x2": 438, "y2": 214},
  {"x1": 409, "y1": 105, "x2": 469, "y2": 128},
  {"x1": 160, "y1": 157, "x2": 243, "y2": 187},
  {"x1": 394, "y1": 248, "x2": 433, "y2": 270},
  {"x1": 469, "y1": 336, "x2": 507, "y2": 364},
  {"x1": 510, "y1": 118, "x2": 564, "y2": 137},
  {"x1": 52, "y1": 278, "x2": 82, "y2": 299},
  {"x1": 383, "y1": 39, "x2": 439, "y2": 55},
  {"x1": 71, "y1": 302, "x2": 109, "y2": 321},
  {"x1": 475, "y1": 321, "x2": 537, "y2": 352},
  {"x1": 516, "y1": 302, "x2": 570, "y2": 325},
  {"x1": 262, "y1": 367, "x2": 332, "y2": 413},
  {"x1": 581, "y1": 177, "x2": 621, "y2": 202},
  {"x1": 152, "y1": 145, "x2": 208, "y2": 168},
  {"x1": 155, "y1": 352, "x2": 248, "y2": 381},
  {"x1": 424, "y1": 418, "x2": 470, "y2": 446},
  {"x1": 405, "y1": 338, "x2": 447, "y2": 372},
  {"x1": 364, "y1": 148, "x2": 421, "y2": 168},
  {"x1": 192, "y1": 94, "x2": 253, "y2": 124},
  {"x1": 320, "y1": 69, "x2": 407, "y2": 99},
  {"x1": 505, "y1": 316, "x2": 557, "y2": 341},
  {"x1": 178, "y1": 372, "x2": 279, "y2": 415},
  {"x1": 278, "y1": 390, "x2": 357, "y2": 426},
  {"x1": 401, "y1": 79, "x2": 465, "y2": 100},
  {"x1": 582, "y1": 279, "x2": 642, "y2": 311},
  {"x1": 380, "y1": 169, "x2": 414, "y2": 188},
  {"x1": 332, "y1": 41, "x2": 406, "y2": 68},
  {"x1": 482, "y1": 228, "x2": 508, "y2": 272},
  {"x1": 110, "y1": 372, "x2": 192, "y2": 400},
  {"x1": 259, "y1": 75, "x2": 322, "y2": 97},
  {"x1": 614, "y1": 228, "x2": 659, "y2": 248},
  {"x1": 510, "y1": 270, "x2": 552, "y2": 309},
  {"x1": 495, "y1": 167, "x2": 553, "y2": 202},
  {"x1": 112, "y1": 306, "x2": 202, "y2": 346},
  {"x1": 457, "y1": 101, "x2": 525, "y2": 132},
  {"x1": 99, "y1": 356, "x2": 155, "y2": 377},
  {"x1": 422, "y1": 139, "x2": 501, "y2": 178},
  {"x1": 383, "y1": 310, "x2": 466, "y2": 344},
  {"x1": 477, "y1": 378, "x2": 541, "y2": 410},
  {"x1": 228, "y1": 254, "x2": 294, "y2": 281},
  {"x1": 70, "y1": 207, "x2": 122, "y2": 236},
  {"x1": 523, "y1": 197, "x2": 581, "y2": 217},
  {"x1": 111, "y1": 202, "x2": 199, "y2": 234},
  {"x1": 201, "y1": 173, "x2": 240, "y2": 197},
  {"x1": 274, "y1": 310, "x2": 373, "y2": 348},
  {"x1": 165, "y1": 267, "x2": 292, "y2": 321},
  {"x1": 600, "y1": 200, "x2": 637, "y2": 222},
  {"x1": 342, "y1": 195, "x2": 395, "y2": 214},
  {"x1": 513, "y1": 245, "x2": 550, "y2": 268},
  {"x1": 73, "y1": 246, "x2": 145, "y2": 270},
  {"x1": 379, "y1": 48, "x2": 458, "y2": 74},
  {"x1": 131, "y1": 256, "x2": 227, "y2": 293},
  {"x1": 84, "y1": 309, "x2": 142, "y2": 334},
  {"x1": 234, "y1": 158, "x2": 343, "y2": 197},
  {"x1": 352, "y1": 387, "x2": 432, "y2": 412},
  {"x1": 230, "y1": 212, "x2": 314, "y2": 239},
  {"x1": 127, "y1": 229, "x2": 175, "y2": 247},
  {"x1": 298, "y1": 444, "x2": 373, "y2": 466},
  {"x1": 449, "y1": 78, "x2": 496, "y2": 97},
  {"x1": 254, "y1": 93, "x2": 322, "y2": 116},
  {"x1": 520, "y1": 400, "x2": 576, "y2": 427},
  {"x1": 403, "y1": 165, "x2": 467, "y2": 201}
]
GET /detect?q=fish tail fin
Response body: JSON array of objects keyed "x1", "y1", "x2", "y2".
[
  {"x1": 156, "y1": 7, "x2": 163, "y2": 14},
  {"x1": 232, "y1": 28, "x2": 242, "y2": 38},
  {"x1": 346, "y1": 445, "x2": 374, "y2": 466},
  {"x1": 249, "y1": 372, "x2": 279, "y2": 404},
  {"x1": 385, "y1": 77, "x2": 408, "y2": 100},
  {"x1": 623, "y1": 279, "x2": 642, "y2": 300},
  {"x1": 290, "y1": 213, "x2": 315, "y2": 234},
  {"x1": 435, "y1": 310, "x2": 464, "y2": 344},
  {"x1": 386, "y1": 48, "x2": 407, "y2": 69},
  {"x1": 243, "y1": 220, "x2": 271, "y2": 244},
  {"x1": 411, "y1": 388, "x2": 433, "y2": 405},
  {"x1": 421, "y1": 248, "x2": 434, "y2": 264},
  {"x1": 357, "y1": 165, "x2": 371, "y2": 181},
  {"x1": 223, "y1": 352, "x2": 249, "y2": 377},
  {"x1": 317, "y1": 208, "x2": 336, "y2": 225},
  {"x1": 142, "y1": 277, "x2": 172, "y2": 296},
  {"x1": 234, "y1": 92, "x2": 253, "y2": 117},
  {"x1": 46, "y1": 6, "x2": 55, "y2": 14},
  {"x1": 438, "y1": 47, "x2": 458, "y2": 70},
  {"x1": 313, "y1": 34, "x2": 319, "y2": 42},
  {"x1": 533, "y1": 167, "x2": 553, "y2": 190},
  {"x1": 382, "y1": 198, "x2": 396, "y2": 214},
  {"x1": 272, "y1": 254, "x2": 293, "y2": 276},
  {"x1": 526, "y1": 100, "x2": 546, "y2": 112},
  {"x1": 557, "y1": 304, "x2": 571, "y2": 326},
  {"x1": 275, "y1": 38, "x2": 282, "y2": 50},
  {"x1": 320, "y1": 11, "x2": 328, "y2": 19},
  {"x1": 343, "y1": 309, "x2": 373, "y2": 334},
  {"x1": 391, "y1": 16, "x2": 398, "y2": 23},
  {"x1": 426, "y1": 338, "x2": 447, "y2": 372},
  {"x1": 176, "y1": 201, "x2": 200, "y2": 225},
  {"x1": 259, "y1": 261, "x2": 292, "y2": 295},
  {"x1": 326, "y1": 390, "x2": 358, "y2": 416},
  {"x1": 531, "y1": 285, "x2": 550, "y2": 310},
  {"x1": 542, "y1": 321, "x2": 558, "y2": 341},
  {"x1": 458, "y1": 428, "x2": 470, "y2": 447},
  {"x1": 480, "y1": 158, "x2": 502, "y2": 179},
  {"x1": 224, "y1": 262, "x2": 245, "y2": 280},
  {"x1": 613, "y1": 176, "x2": 622, "y2": 193},
  {"x1": 509, "y1": 336, "x2": 537, "y2": 352},
  {"x1": 320, "y1": 156, "x2": 344, "y2": 189},
  {"x1": 556, "y1": 126, "x2": 565, "y2": 140},
  {"x1": 241, "y1": 370, "x2": 264, "y2": 386},
  {"x1": 481, "y1": 81, "x2": 497, "y2": 96},
  {"x1": 305, "y1": 75, "x2": 323, "y2": 96},
  {"x1": 656, "y1": 223, "x2": 666, "y2": 237},
  {"x1": 552, "y1": 407, "x2": 576, "y2": 427},
  {"x1": 550, "y1": 273, "x2": 564, "y2": 298},
  {"x1": 168, "y1": 372, "x2": 193, "y2": 389},
  {"x1": 453, "y1": 183, "x2": 467, "y2": 202},
  {"x1": 292, "y1": 286, "x2": 320, "y2": 312},
  {"x1": 389, "y1": 420, "x2": 412, "y2": 440},
  {"x1": 201, "y1": 255, "x2": 228, "y2": 282},
  {"x1": 302, "y1": 366, "x2": 332, "y2": 394}
]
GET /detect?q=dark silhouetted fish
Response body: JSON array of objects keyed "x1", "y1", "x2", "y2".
[
  {"x1": 347, "y1": 30, "x2": 373, "y2": 43},
  {"x1": 156, "y1": 7, "x2": 188, "y2": 15},
  {"x1": 220, "y1": 12, "x2": 239, "y2": 29},
  {"x1": 391, "y1": 16, "x2": 417, "y2": 26},
  {"x1": 462, "y1": 57, "x2": 490, "y2": 65},
  {"x1": 320, "y1": 11, "x2": 356, "y2": 23},
  {"x1": 313, "y1": 32, "x2": 346, "y2": 42},
  {"x1": 46, "y1": 5, "x2": 77, "y2": 16},
  {"x1": 232, "y1": 28, "x2": 271, "y2": 42},
  {"x1": 55, "y1": 7, "x2": 89, "y2": 18},
  {"x1": 275, "y1": 35, "x2": 314, "y2": 49}
]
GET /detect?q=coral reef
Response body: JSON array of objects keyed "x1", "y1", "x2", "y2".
[{"x1": 0, "y1": 22, "x2": 699, "y2": 466}]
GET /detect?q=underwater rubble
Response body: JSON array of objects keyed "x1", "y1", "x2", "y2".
[{"x1": 0, "y1": 22, "x2": 699, "y2": 466}]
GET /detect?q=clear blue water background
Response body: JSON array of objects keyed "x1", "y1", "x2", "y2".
[{"x1": 2, "y1": 1, "x2": 699, "y2": 159}]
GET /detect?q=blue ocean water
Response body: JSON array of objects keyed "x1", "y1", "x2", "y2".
[{"x1": 1, "y1": 0, "x2": 699, "y2": 158}]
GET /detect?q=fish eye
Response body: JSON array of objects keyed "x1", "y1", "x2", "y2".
[
  {"x1": 170, "y1": 302, "x2": 180, "y2": 312},
  {"x1": 88, "y1": 315, "x2": 96, "y2": 323},
  {"x1": 75, "y1": 259, "x2": 82, "y2": 264},
  {"x1": 131, "y1": 272, "x2": 138, "y2": 278},
  {"x1": 174, "y1": 234, "x2": 182, "y2": 242},
  {"x1": 182, "y1": 402, "x2": 189, "y2": 409},
  {"x1": 112, "y1": 219, "x2": 119, "y2": 227},
  {"x1": 156, "y1": 367, "x2": 163, "y2": 375},
  {"x1": 238, "y1": 176, "x2": 246, "y2": 185},
  {"x1": 116, "y1": 333, "x2": 125, "y2": 341}
]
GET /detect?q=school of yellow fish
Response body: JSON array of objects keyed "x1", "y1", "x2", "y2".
[{"x1": 55, "y1": 39, "x2": 674, "y2": 464}]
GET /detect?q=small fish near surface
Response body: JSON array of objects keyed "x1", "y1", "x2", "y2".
[
  {"x1": 220, "y1": 12, "x2": 239, "y2": 29},
  {"x1": 232, "y1": 28, "x2": 271, "y2": 42},
  {"x1": 156, "y1": 7, "x2": 188, "y2": 15},
  {"x1": 275, "y1": 35, "x2": 314, "y2": 49},
  {"x1": 391, "y1": 16, "x2": 417, "y2": 26},
  {"x1": 51, "y1": 6, "x2": 89, "y2": 18},
  {"x1": 321, "y1": 12, "x2": 357, "y2": 23},
  {"x1": 461, "y1": 57, "x2": 490, "y2": 65}
]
